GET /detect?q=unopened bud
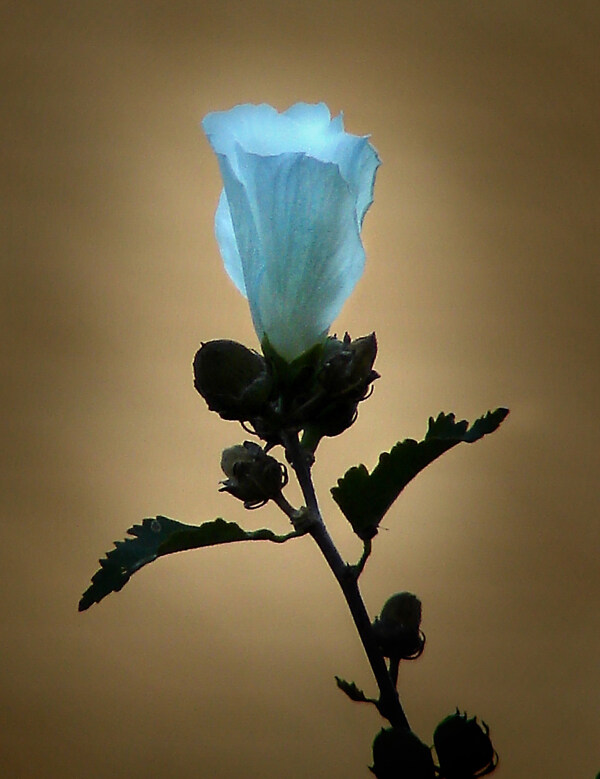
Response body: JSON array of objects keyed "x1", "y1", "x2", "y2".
[
  {"x1": 220, "y1": 441, "x2": 287, "y2": 509},
  {"x1": 193, "y1": 340, "x2": 271, "y2": 421},
  {"x1": 434, "y1": 710, "x2": 498, "y2": 778},
  {"x1": 370, "y1": 727, "x2": 436, "y2": 779},
  {"x1": 299, "y1": 332, "x2": 379, "y2": 437},
  {"x1": 318, "y1": 332, "x2": 378, "y2": 396},
  {"x1": 373, "y1": 592, "x2": 425, "y2": 660}
]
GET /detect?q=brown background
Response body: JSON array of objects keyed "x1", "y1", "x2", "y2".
[{"x1": 2, "y1": 1, "x2": 599, "y2": 777}]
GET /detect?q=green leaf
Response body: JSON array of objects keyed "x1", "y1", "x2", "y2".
[
  {"x1": 79, "y1": 516, "x2": 303, "y2": 612},
  {"x1": 335, "y1": 676, "x2": 372, "y2": 703},
  {"x1": 331, "y1": 408, "x2": 509, "y2": 540}
]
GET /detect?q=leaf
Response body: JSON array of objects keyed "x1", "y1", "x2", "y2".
[
  {"x1": 335, "y1": 676, "x2": 372, "y2": 703},
  {"x1": 79, "y1": 516, "x2": 302, "y2": 611},
  {"x1": 331, "y1": 408, "x2": 509, "y2": 540}
]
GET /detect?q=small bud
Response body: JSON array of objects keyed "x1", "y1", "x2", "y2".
[
  {"x1": 220, "y1": 441, "x2": 287, "y2": 509},
  {"x1": 193, "y1": 340, "x2": 271, "y2": 421},
  {"x1": 370, "y1": 727, "x2": 436, "y2": 779},
  {"x1": 373, "y1": 592, "x2": 425, "y2": 660},
  {"x1": 318, "y1": 332, "x2": 378, "y2": 396},
  {"x1": 297, "y1": 332, "x2": 379, "y2": 437},
  {"x1": 434, "y1": 710, "x2": 498, "y2": 778}
]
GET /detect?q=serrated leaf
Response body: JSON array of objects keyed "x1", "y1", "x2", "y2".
[
  {"x1": 158, "y1": 517, "x2": 298, "y2": 555},
  {"x1": 331, "y1": 408, "x2": 509, "y2": 540},
  {"x1": 79, "y1": 516, "x2": 302, "y2": 611},
  {"x1": 335, "y1": 676, "x2": 370, "y2": 703}
]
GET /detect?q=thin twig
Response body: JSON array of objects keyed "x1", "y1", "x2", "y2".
[
  {"x1": 271, "y1": 491, "x2": 298, "y2": 520},
  {"x1": 350, "y1": 538, "x2": 372, "y2": 579}
]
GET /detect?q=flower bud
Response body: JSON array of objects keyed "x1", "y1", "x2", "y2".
[
  {"x1": 434, "y1": 710, "x2": 498, "y2": 778},
  {"x1": 370, "y1": 728, "x2": 436, "y2": 779},
  {"x1": 300, "y1": 332, "x2": 379, "y2": 437},
  {"x1": 318, "y1": 332, "x2": 378, "y2": 396},
  {"x1": 193, "y1": 340, "x2": 271, "y2": 421},
  {"x1": 373, "y1": 592, "x2": 425, "y2": 660},
  {"x1": 219, "y1": 441, "x2": 287, "y2": 509}
]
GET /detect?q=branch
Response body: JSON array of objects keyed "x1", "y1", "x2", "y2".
[{"x1": 282, "y1": 431, "x2": 410, "y2": 729}]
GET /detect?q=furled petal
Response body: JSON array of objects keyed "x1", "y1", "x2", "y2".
[
  {"x1": 215, "y1": 189, "x2": 246, "y2": 295},
  {"x1": 205, "y1": 103, "x2": 340, "y2": 163},
  {"x1": 203, "y1": 103, "x2": 380, "y2": 361}
]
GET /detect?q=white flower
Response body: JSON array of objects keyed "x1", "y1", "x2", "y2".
[{"x1": 202, "y1": 103, "x2": 380, "y2": 362}]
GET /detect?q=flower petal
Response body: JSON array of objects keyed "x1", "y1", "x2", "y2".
[
  {"x1": 335, "y1": 134, "x2": 381, "y2": 226},
  {"x1": 217, "y1": 150, "x2": 365, "y2": 360},
  {"x1": 215, "y1": 189, "x2": 246, "y2": 296},
  {"x1": 204, "y1": 103, "x2": 338, "y2": 163},
  {"x1": 256, "y1": 154, "x2": 364, "y2": 358}
]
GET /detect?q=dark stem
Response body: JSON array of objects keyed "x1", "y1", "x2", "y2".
[
  {"x1": 388, "y1": 656, "x2": 400, "y2": 689},
  {"x1": 272, "y1": 491, "x2": 298, "y2": 520},
  {"x1": 351, "y1": 538, "x2": 372, "y2": 578},
  {"x1": 282, "y1": 431, "x2": 410, "y2": 730}
]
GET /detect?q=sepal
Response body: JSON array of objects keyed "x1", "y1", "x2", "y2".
[{"x1": 263, "y1": 332, "x2": 379, "y2": 438}]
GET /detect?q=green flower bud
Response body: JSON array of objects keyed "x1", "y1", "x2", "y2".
[
  {"x1": 380, "y1": 592, "x2": 422, "y2": 630},
  {"x1": 219, "y1": 441, "x2": 287, "y2": 509},
  {"x1": 193, "y1": 340, "x2": 271, "y2": 421},
  {"x1": 373, "y1": 592, "x2": 425, "y2": 660},
  {"x1": 370, "y1": 728, "x2": 436, "y2": 779},
  {"x1": 318, "y1": 332, "x2": 378, "y2": 397},
  {"x1": 297, "y1": 332, "x2": 379, "y2": 437},
  {"x1": 434, "y1": 710, "x2": 498, "y2": 778}
]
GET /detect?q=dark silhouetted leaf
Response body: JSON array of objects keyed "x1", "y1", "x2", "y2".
[
  {"x1": 331, "y1": 408, "x2": 509, "y2": 540},
  {"x1": 335, "y1": 676, "x2": 372, "y2": 703},
  {"x1": 79, "y1": 516, "x2": 302, "y2": 611}
]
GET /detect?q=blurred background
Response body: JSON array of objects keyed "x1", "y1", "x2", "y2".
[{"x1": 2, "y1": 1, "x2": 599, "y2": 776}]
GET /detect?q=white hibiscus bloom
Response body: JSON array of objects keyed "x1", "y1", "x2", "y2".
[{"x1": 202, "y1": 103, "x2": 380, "y2": 361}]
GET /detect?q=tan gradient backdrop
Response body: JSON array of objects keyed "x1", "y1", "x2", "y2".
[{"x1": 2, "y1": 2, "x2": 599, "y2": 777}]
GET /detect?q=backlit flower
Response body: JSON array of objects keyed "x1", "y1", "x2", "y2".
[{"x1": 202, "y1": 103, "x2": 380, "y2": 361}]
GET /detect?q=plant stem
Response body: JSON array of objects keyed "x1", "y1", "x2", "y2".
[
  {"x1": 389, "y1": 656, "x2": 400, "y2": 689},
  {"x1": 351, "y1": 538, "x2": 372, "y2": 578},
  {"x1": 282, "y1": 431, "x2": 410, "y2": 730}
]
